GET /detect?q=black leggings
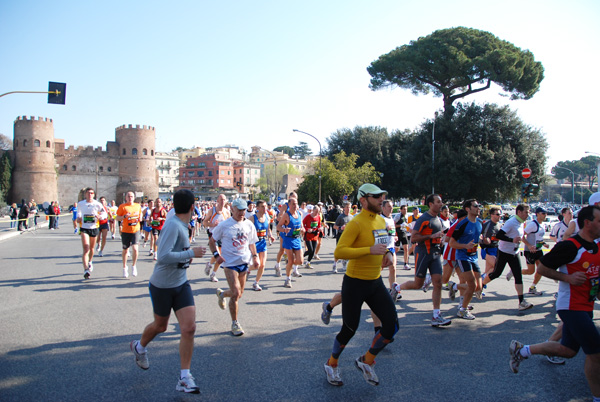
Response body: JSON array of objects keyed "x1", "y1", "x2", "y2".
[
  {"x1": 337, "y1": 275, "x2": 398, "y2": 348},
  {"x1": 304, "y1": 239, "x2": 317, "y2": 261},
  {"x1": 488, "y1": 250, "x2": 523, "y2": 285}
]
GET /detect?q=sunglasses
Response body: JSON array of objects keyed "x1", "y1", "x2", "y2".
[{"x1": 367, "y1": 194, "x2": 384, "y2": 199}]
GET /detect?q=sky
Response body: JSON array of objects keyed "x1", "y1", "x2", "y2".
[{"x1": 1, "y1": 0, "x2": 599, "y2": 173}]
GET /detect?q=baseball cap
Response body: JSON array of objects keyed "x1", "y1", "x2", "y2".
[
  {"x1": 535, "y1": 206, "x2": 547, "y2": 214},
  {"x1": 357, "y1": 183, "x2": 387, "y2": 198},
  {"x1": 589, "y1": 192, "x2": 600, "y2": 206},
  {"x1": 231, "y1": 198, "x2": 248, "y2": 210}
]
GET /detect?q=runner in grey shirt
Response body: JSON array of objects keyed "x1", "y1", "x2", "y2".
[{"x1": 130, "y1": 189, "x2": 207, "y2": 394}]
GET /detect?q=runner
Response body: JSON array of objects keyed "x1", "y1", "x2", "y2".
[
  {"x1": 203, "y1": 194, "x2": 230, "y2": 282},
  {"x1": 249, "y1": 200, "x2": 275, "y2": 291},
  {"x1": 508, "y1": 205, "x2": 600, "y2": 401},
  {"x1": 480, "y1": 207, "x2": 502, "y2": 276},
  {"x1": 394, "y1": 205, "x2": 411, "y2": 270},
  {"x1": 323, "y1": 183, "x2": 398, "y2": 387},
  {"x1": 149, "y1": 198, "x2": 167, "y2": 261},
  {"x1": 381, "y1": 200, "x2": 398, "y2": 294},
  {"x1": 109, "y1": 200, "x2": 118, "y2": 239},
  {"x1": 116, "y1": 191, "x2": 142, "y2": 278},
  {"x1": 332, "y1": 201, "x2": 352, "y2": 273},
  {"x1": 129, "y1": 189, "x2": 206, "y2": 394},
  {"x1": 76, "y1": 187, "x2": 105, "y2": 279},
  {"x1": 521, "y1": 207, "x2": 549, "y2": 295},
  {"x1": 96, "y1": 197, "x2": 110, "y2": 257},
  {"x1": 550, "y1": 207, "x2": 573, "y2": 243},
  {"x1": 277, "y1": 197, "x2": 305, "y2": 288},
  {"x1": 303, "y1": 205, "x2": 322, "y2": 269},
  {"x1": 393, "y1": 194, "x2": 452, "y2": 327},
  {"x1": 209, "y1": 198, "x2": 259, "y2": 336}
]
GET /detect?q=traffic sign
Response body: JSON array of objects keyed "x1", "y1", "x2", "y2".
[{"x1": 521, "y1": 168, "x2": 532, "y2": 179}]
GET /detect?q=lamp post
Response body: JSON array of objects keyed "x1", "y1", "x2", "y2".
[
  {"x1": 553, "y1": 165, "x2": 575, "y2": 204},
  {"x1": 293, "y1": 129, "x2": 322, "y2": 202},
  {"x1": 431, "y1": 112, "x2": 438, "y2": 194}
]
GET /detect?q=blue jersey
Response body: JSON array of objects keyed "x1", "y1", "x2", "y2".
[
  {"x1": 253, "y1": 214, "x2": 270, "y2": 253},
  {"x1": 451, "y1": 217, "x2": 483, "y2": 262}
]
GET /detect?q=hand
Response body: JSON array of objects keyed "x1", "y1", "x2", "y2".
[
  {"x1": 216, "y1": 255, "x2": 225, "y2": 265},
  {"x1": 528, "y1": 245, "x2": 536, "y2": 253},
  {"x1": 251, "y1": 255, "x2": 259, "y2": 269},
  {"x1": 513, "y1": 236, "x2": 522, "y2": 244},
  {"x1": 192, "y1": 246, "x2": 206, "y2": 258},
  {"x1": 567, "y1": 271, "x2": 587, "y2": 286},
  {"x1": 483, "y1": 237, "x2": 490, "y2": 245},
  {"x1": 431, "y1": 231, "x2": 443, "y2": 239},
  {"x1": 381, "y1": 252, "x2": 393, "y2": 268},
  {"x1": 465, "y1": 240, "x2": 475, "y2": 249},
  {"x1": 370, "y1": 243, "x2": 388, "y2": 255}
]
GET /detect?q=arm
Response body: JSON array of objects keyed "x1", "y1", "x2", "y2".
[
  {"x1": 334, "y1": 221, "x2": 387, "y2": 260},
  {"x1": 411, "y1": 229, "x2": 443, "y2": 244},
  {"x1": 496, "y1": 229, "x2": 521, "y2": 244},
  {"x1": 276, "y1": 214, "x2": 290, "y2": 234},
  {"x1": 537, "y1": 262, "x2": 587, "y2": 286},
  {"x1": 156, "y1": 223, "x2": 199, "y2": 264},
  {"x1": 562, "y1": 221, "x2": 576, "y2": 241}
]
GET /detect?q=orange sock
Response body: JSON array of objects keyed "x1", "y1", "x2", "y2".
[
  {"x1": 363, "y1": 352, "x2": 376, "y2": 365},
  {"x1": 327, "y1": 356, "x2": 339, "y2": 367}
]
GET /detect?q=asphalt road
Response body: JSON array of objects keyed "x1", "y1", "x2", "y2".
[{"x1": 0, "y1": 224, "x2": 594, "y2": 401}]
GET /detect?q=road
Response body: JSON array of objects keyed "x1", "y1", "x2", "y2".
[{"x1": 0, "y1": 224, "x2": 593, "y2": 401}]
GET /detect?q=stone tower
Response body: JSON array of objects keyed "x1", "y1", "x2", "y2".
[
  {"x1": 115, "y1": 124, "x2": 158, "y2": 203},
  {"x1": 11, "y1": 116, "x2": 58, "y2": 204}
]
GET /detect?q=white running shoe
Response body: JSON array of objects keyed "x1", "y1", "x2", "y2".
[
  {"x1": 284, "y1": 279, "x2": 292, "y2": 288},
  {"x1": 292, "y1": 270, "x2": 302, "y2": 278},
  {"x1": 252, "y1": 282, "x2": 262, "y2": 291},
  {"x1": 204, "y1": 262, "x2": 212, "y2": 276},
  {"x1": 132, "y1": 266, "x2": 138, "y2": 277},
  {"x1": 216, "y1": 288, "x2": 226, "y2": 310},
  {"x1": 274, "y1": 262, "x2": 281, "y2": 277},
  {"x1": 83, "y1": 270, "x2": 90, "y2": 280},
  {"x1": 88, "y1": 262, "x2": 94, "y2": 273},
  {"x1": 421, "y1": 274, "x2": 432, "y2": 292},
  {"x1": 313, "y1": 255, "x2": 320, "y2": 260},
  {"x1": 123, "y1": 267, "x2": 129, "y2": 278},
  {"x1": 231, "y1": 321, "x2": 244, "y2": 336},
  {"x1": 431, "y1": 315, "x2": 452, "y2": 327},
  {"x1": 210, "y1": 272, "x2": 218, "y2": 282},
  {"x1": 355, "y1": 356, "x2": 379, "y2": 386},
  {"x1": 324, "y1": 363, "x2": 343, "y2": 386},
  {"x1": 457, "y1": 308, "x2": 476, "y2": 320},
  {"x1": 506, "y1": 270, "x2": 514, "y2": 281},
  {"x1": 176, "y1": 375, "x2": 200, "y2": 394},
  {"x1": 518, "y1": 300, "x2": 533, "y2": 311},
  {"x1": 98, "y1": 250, "x2": 103, "y2": 257},
  {"x1": 130, "y1": 340, "x2": 149, "y2": 370},
  {"x1": 509, "y1": 340, "x2": 526, "y2": 373},
  {"x1": 153, "y1": 254, "x2": 157, "y2": 261}
]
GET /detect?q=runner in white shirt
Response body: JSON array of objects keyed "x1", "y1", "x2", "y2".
[{"x1": 76, "y1": 187, "x2": 105, "y2": 279}]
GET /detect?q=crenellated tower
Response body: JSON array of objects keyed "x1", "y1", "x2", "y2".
[
  {"x1": 11, "y1": 116, "x2": 58, "y2": 203},
  {"x1": 115, "y1": 124, "x2": 158, "y2": 203}
]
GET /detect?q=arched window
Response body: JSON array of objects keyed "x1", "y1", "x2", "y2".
[
  {"x1": 34, "y1": 139, "x2": 40, "y2": 147},
  {"x1": 122, "y1": 148, "x2": 126, "y2": 155},
  {"x1": 107, "y1": 167, "x2": 112, "y2": 172},
  {"x1": 46, "y1": 140, "x2": 51, "y2": 148},
  {"x1": 132, "y1": 148, "x2": 138, "y2": 155},
  {"x1": 99, "y1": 166, "x2": 104, "y2": 172},
  {"x1": 23, "y1": 139, "x2": 28, "y2": 147},
  {"x1": 63, "y1": 165, "x2": 67, "y2": 171},
  {"x1": 72, "y1": 165, "x2": 76, "y2": 171},
  {"x1": 142, "y1": 149, "x2": 147, "y2": 155},
  {"x1": 151, "y1": 150, "x2": 154, "y2": 156}
]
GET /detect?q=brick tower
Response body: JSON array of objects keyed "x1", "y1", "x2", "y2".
[
  {"x1": 115, "y1": 124, "x2": 158, "y2": 203},
  {"x1": 11, "y1": 116, "x2": 58, "y2": 204}
]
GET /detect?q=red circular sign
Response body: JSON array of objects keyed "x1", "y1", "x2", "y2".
[{"x1": 522, "y1": 168, "x2": 532, "y2": 178}]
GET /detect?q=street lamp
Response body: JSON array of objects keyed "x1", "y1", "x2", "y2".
[
  {"x1": 293, "y1": 129, "x2": 322, "y2": 202},
  {"x1": 553, "y1": 165, "x2": 575, "y2": 204}
]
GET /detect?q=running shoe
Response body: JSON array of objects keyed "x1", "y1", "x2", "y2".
[
  {"x1": 292, "y1": 270, "x2": 302, "y2": 278},
  {"x1": 204, "y1": 262, "x2": 212, "y2": 276},
  {"x1": 528, "y1": 286, "x2": 543, "y2": 296},
  {"x1": 447, "y1": 281, "x2": 457, "y2": 301},
  {"x1": 332, "y1": 263, "x2": 338, "y2": 274},
  {"x1": 216, "y1": 288, "x2": 226, "y2": 310},
  {"x1": 88, "y1": 262, "x2": 94, "y2": 273},
  {"x1": 132, "y1": 266, "x2": 138, "y2": 277},
  {"x1": 252, "y1": 282, "x2": 262, "y2": 291},
  {"x1": 176, "y1": 375, "x2": 200, "y2": 394},
  {"x1": 457, "y1": 303, "x2": 474, "y2": 311},
  {"x1": 324, "y1": 363, "x2": 343, "y2": 386},
  {"x1": 130, "y1": 340, "x2": 149, "y2": 370},
  {"x1": 275, "y1": 263, "x2": 282, "y2": 277},
  {"x1": 422, "y1": 274, "x2": 432, "y2": 292},
  {"x1": 284, "y1": 279, "x2": 292, "y2": 288},
  {"x1": 546, "y1": 355, "x2": 566, "y2": 365},
  {"x1": 111, "y1": 234, "x2": 115, "y2": 239},
  {"x1": 321, "y1": 302, "x2": 332, "y2": 325},
  {"x1": 389, "y1": 284, "x2": 402, "y2": 301},
  {"x1": 123, "y1": 267, "x2": 129, "y2": 278},
  {"x1": 457, "y1": 308, "x2": 476, "y2": 320},
  {"x1": 210, "y1": 272, "x2": 218, "y2": 282},
  {"x1": 518, "y1": 300, "x2": 533, "y2": 311},
  {"x1": 341, "y1": 260, "x2": 347, "y2": 271},
  {"x1": 474, "y1": 290, "x2": 483, "y2": 300},
  {"x1": 74, "y1": 229, "x2": 78, "y2": 234},
  {"x1": 431, "y1": 315, "x2": 452, "y2": 327},
  {"x1": 509, "y1": 340, "x2": 526, "y2": 373},
  {"x1": 153, "y1": 254, "x2": 157, "y2": 261},
  {"x1": 149, "y1": 250, "x2": 153, "y2": 256},
  {"x1": 403, "y1": 263, "x2": 411, "y2": 270},
  {"x1": 305, "y1": 261, "x2": 313, "y2": 269},
  {"x1": 355, "y1": 356, "x2": 379, "y2": 386},
  {"x1": 506, "y1": 270, "x2": 514, "y2": 281},
  {"x1": 98, "y1": 251, "x2": 103, "y2": 257},
  {"x1": 83, "y1": 270, "x2": 90, "y2": 280},
  {"x1": 231, "y1": 321, "x2": 245, "y2": 336},
  {"x1": 442, "y1": 283, "x2": 449, "y2": 291},
  {"x1": 313, "y1": 255, "x2": 320, "y2": 260}
]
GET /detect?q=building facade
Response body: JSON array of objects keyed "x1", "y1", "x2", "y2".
[{"x1": 155, "y1": 152, "x2": 180, "y2": 199}]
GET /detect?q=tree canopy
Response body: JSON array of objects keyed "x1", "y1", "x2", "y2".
[
  {"x1": 367, "y1": 27, "x2": 545, "y2": 117},
  {"x1": 552, "y1": 155, "x2": 599, "y2": 189},
  {"x1": 273, "y1": 146, "x2": 294, "y2": 157},
  {"x1": 293, "y1": 142, "x2": 312, "y2": 158},
  {"x1": 0, "y1": 134, "x2": 12, "y2": 151}
]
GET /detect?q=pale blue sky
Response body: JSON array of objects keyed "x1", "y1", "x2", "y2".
[{"x1": 1, "y1": 1, "x2": 598, "y2": 172}]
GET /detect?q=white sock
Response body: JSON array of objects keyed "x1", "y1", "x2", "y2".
[
  {"x1": 287, "y1": 276, "x2": 291, "y2": 281},
  {"x1": 433, "y1": 309, "x2": 440, "y2": 318},
  {"x1": 520, "y1": 345, "x2": 531, "y2": 358},
  {"x1": 275, "y1": 262, "x2": 280, "y2": 268},
  {"x1": 136, "y1": 342, "x2": 147, "y2": 354},
  {"x1": 180, "y1": 369, "x2": 190, "y2": 379}
]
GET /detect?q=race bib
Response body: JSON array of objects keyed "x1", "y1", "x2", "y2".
[
  {"x1": 178, "y1": 247, "x2": 191, "y2": 269},
  {"x1": 83, "y1": 214, "x2": 95, "y2": 223},
  {"x1": 589, "y1": 276, "x2": 599, "y2": 302},
  {"x1": 372, "y1": 229, "x2": 388, "y2": 245},
  {"x1": 257, "y1": 229, "x2": 267, "y2": 238},
  {"x1": 151, "y1": 220, "x2": 160, "y2": 226}
]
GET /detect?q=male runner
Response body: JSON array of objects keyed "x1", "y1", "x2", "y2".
[
  {"x1": 203, "y1": 194, "x2": 230, "y2": 282},
  {"x1": 394, "y1": 205, "x2": 411, "y2": 270},
  {"x1": 381, "y1": 200, "x2": 398, "y2": 293},
  {"x1": 332, "y1": 201, "x2": 352, "y2": 273},
  {"x1": 116, "y1": 191, "x2": 142, "y2": 278},
  {"x1": 150, "y1": 198, "x2": 167, "y2": 261},
  {"x1": 210, "y1": 198, "x2": 259, "y2": 336},
  {"x1": 130, "y1": 189, "x2": 206, "y2": 394},
  {"x1": 521, "y1": 207, "x2": 549, "y2": 295},
  {"x1": 96, "y1": 196, "x2": 110, "y2": 257},
  {"x1": 277, "y1": 197, "x2": 305, "y2": 288},
  {"x1": 393, "y1": 194, "x2": 451, "y2": 327},
  {"x1": 77, "y1": 188, "x2": 104, "y2": 279},
  {"x1": 249, "y1": 200, "x2": 274, "y2": 291},
  {"x1": 480, "y1": 207, "x2": 502, "y2": 275},
  {"x1": 509, "y1": 205, "x2": 600, "y2": 401},
  {"x1": 324, "y1": 183, "x2": 398, "y2": 386}
]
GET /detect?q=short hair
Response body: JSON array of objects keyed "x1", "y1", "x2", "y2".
[
  {"x1": 463, "y1": 199, "x2": 476, "y2": 209},
  {"x1": 441, "y1": 205, "x2": 449, "y2": 211},
  {"x1": 343, "y1": 201, "x2": 351, "y2": 207},
  {"x1": 173, "y1": 189, "x2": 195, "y2": 214},
  {"x1": 400, "y1": 204, "x2": 407, "y2": 209},
  {"x1": 256, "y1": 200, "x2": 266, "y2": 208},
  {"x1": 99, "y1": 196, "x2": 106, "y2": 202},
  {"x1": 425, "y1": 194, "x2": 440, "y2": 207},
  {"x1": 383, "y1": 200, "x2": 393, "y2": 208},
  {"x1": 516, "y1": 204, "x2": 529, "y2": 213},
  {"x1": 577, "y1": 205, "x2": 600, "y2": 229},
  {"x1": 489, "y1": 207, "x2": 500, "y2": 216},
  {"x1": 84, "y1": 187, "x2": 94, "y2": 193},
  {"x1": 456, "y1": 209, "x2": 468, "y2": 219}
]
